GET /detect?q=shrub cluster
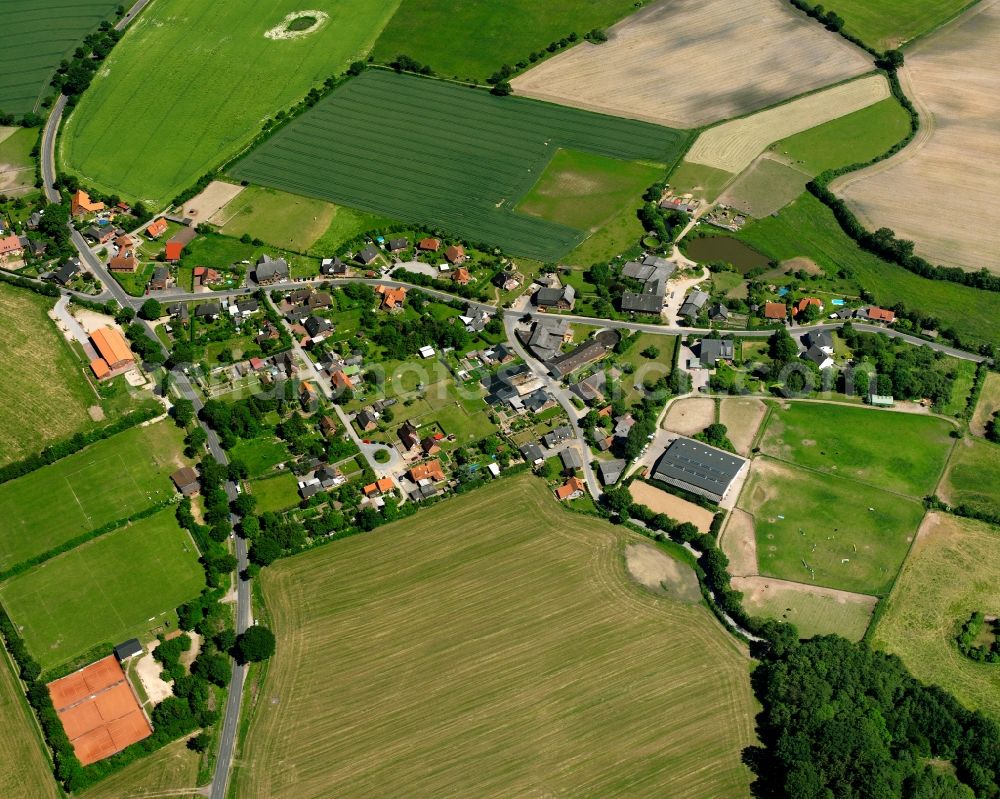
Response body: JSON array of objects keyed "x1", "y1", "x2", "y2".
[{"x1": 956, "y1": 611, "x2": 1000, "y2": 663}]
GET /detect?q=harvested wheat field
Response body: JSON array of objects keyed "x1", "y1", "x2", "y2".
[
  {"x1": 663, "y1": 396, "x2": 716, "y2": 435},
  {"x1": 686, "y1": 75, "x2": 890, "y2": 174},
  {"x1": 233, "y1": 476, "x2": 755, "y2": 799},
  {"x1": 835, "y1": 0, "x2": 1000, "y2": 272},
  {"x1": 511, "y1": 0, "x2": 873, "y2": 129},
  {"x1": 719, "y1": 398, "x2": 768, "y2": 455},
  {"x1": 719, "y1": 508, "x2": 758, "y2": 578},
  {"x1": 630, "y1": 480, "x2": 715, "y2": 532}
]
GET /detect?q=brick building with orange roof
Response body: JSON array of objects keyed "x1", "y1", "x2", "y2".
[
  {"x1": 71, "y1": 190, "x2": 105, "y2": 217},
  {"x1": 89, "y1": 326, "x2": 134, "y2": 380}
]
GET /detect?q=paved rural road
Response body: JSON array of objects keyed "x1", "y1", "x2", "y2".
[{"x1": 504, "y1": 315, "x2": 602, "y2": 499}]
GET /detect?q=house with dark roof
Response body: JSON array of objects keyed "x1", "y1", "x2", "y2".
[
  {"x1": 802, "y1": 330, "x2": 834, "y2": 354},
  {"x1": 699, "y1": 338, "x2": 734, "y2": 367},
  {"x1": 519, "y1": 442, "x2": 545, "y2": 464},
  {"x1": 709, "y1": 303, "x2": 729, "y2": 322},
  {"x1": 533, "y1": 284, "x2": 575, "y2": 311},
  {"x1": 803, "y1": 345, "x2": 834, "y2": 370},
  {"x1": 148, "y1": 266, "x2": 169, "y2": 291},
  {"x1": 114, "y1": 639, "x2": 143, "y2": 662},
  {"x1": 651, "y1": 438, "x2": 747, "y2": 504},
  {"x1": 304, "y1": 315, "x2": 333, "y2": 341},
  {"x1": 398, "y1": 421, "x2": 420, "y2": 450},
  {"x1": 598, "y1": 459, "x2": 626, "y2": 486},
  {"x1": 621, "y1": 291, "x2": 663, "y2": 315},
  {"x1": 548, "y1": 333, "x2": 617, "y2": 379},
  {"x1": 622, "y1": 260, "x2": 655, "y2": 281},
  {"x1": 523, "y1": 319, "x2": 570, "y2": 362},
  {"x1": 679, "y1": 290, "x2": 709, "y2": 321},
  {"x1": 51, "y1": 258, "x2": 81, "y2": 286},
  {"x1": 170, "y1": 466, "x2": 200, "y2": 496},
  {"x1": 355, "y1": 409, "x2": 378, "y2": 432},
  {"x1": 166, "y1": 302, "x2": 189, "y2": 321},
  {"x1": 542, "y1": 426, "x2": 573, "y2": 449},
  {"x1": 560, "y1": 448, "x2": 583, "y2": 471},
  {"x1": 321, "y1": 256, "x2": 347, "y2": 276},
  {"x1": 523, "y1": 389, "x2": 555, "y2": 414},
  {"x1": 570, "y1": 370, "x2": 607, "y2": 404},
  {"x1": 255, "y1": 254, "x2": 289, "y2": 283},
  {"x1": 388, "y1": 237, "x2": 409, "y2": 253},
  {"x1": 195, "y1": 303, "x2": 221, "y2": 320},
  {"x1": 356, "y1": 244, "x2": 380, "y2": 265}
]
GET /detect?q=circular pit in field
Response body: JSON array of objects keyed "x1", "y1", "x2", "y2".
[{"x1": 265, "y1": 10, "x2": 329, "y2": 40}]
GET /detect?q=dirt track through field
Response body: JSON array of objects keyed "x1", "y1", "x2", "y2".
[
  {"x1": 511, "y1": 0, "x2": 873, "y2": 129},
  {"x1": 686, "y1": 75, "x2": 890, "y2": 174},
  {"x1": 834, "y1": 0, "x2": 1000, "y2": 272}
]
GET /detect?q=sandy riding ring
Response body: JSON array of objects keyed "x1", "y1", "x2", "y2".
[{"x1": 265, "y1": 10, "x2": 329, "y2": 40}]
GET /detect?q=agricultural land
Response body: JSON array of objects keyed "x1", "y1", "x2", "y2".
[
  {"x1": 718, "y1": 156, "x2": 811, "y2": 219},
  {"x1": 0, "y1": 508, "x2": 204, "y2": 670},
  {"x1": 371, "y1": 0, "x2": 640, "y2": 81},
  {"x1": 872, "y1": 513, "x2": 1000, "y2": 720},
  {"x1": 0, "y1": 284, "x2": 102, "y2": 468},
  {"x1": 971, "y1": 372, "x2": 1000, "y2": 437},
  {"x1": 0, "y1": 647, "x2": 60, "y2": 798},
  {"x1": 510, "y1": 0, "x2": 873, "y2": 129},
  {"x1": 940, "y1": 438, "x2": 1000, "y2": 520},
  {"x1": 231, "y1": 476, "x2": 755, "y2": 799},
  {"x1": 684, "y1": 75, "x2": 890, "y2": 176},
  {"x1": 0, "y1": 1, "x2": 119, "y2": 116},
  {"x1": 736, "y1": 193, "x2": 1000, "y2": 348},
  {"x1": 0, "y1": 127, "x2": 37, "y2": 195},
  {"x1": 61, "y1": 0, "x2": 402, "y2": 204},
  {"x1": 834, "y1": 0, "x2": 1000, "y2": 273},
  {"x1": 819, "y1": 0, "x2": 977, "y2": 49},
  {"x1": 74, "y1": 737, "x2": 200, "y2": 799},
  {"x1": 230, "y1": 69, "x2": 688, "y2": 260},
  {"x1": 0, "y1": 420, "x2": 188, "y2": 572}
]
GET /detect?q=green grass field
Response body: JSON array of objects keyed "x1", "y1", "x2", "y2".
[
  {"x1": 0, "y1": 127, "x2": 38, "y2": 193},
  {"x1": 62, "y1": 0, "x2": 402, "y2": 205},
  {"x1": 230, "y1": 70, "x2": 689, "y2": 261},
  {"x1": 0, "y1": 1, "x2": 119, "y2": 115},
  {"x1": 0, "y1": 508, "x2": 204, "y2": 669},
  {"x1": 215, "y1": 186, "x2": 338, "y2": 253},
  {"x1": 819, "y1": 0, "x2": 975, "y2": 48},
  {"x1": 232, "y1": 476, "x2": 755, "y2": 799},
  {"x1": 307, "y1": 204, "x2": 399, "y2": 257},
  {"x1": 937, "y1": 358, "x2": 977, "y2": 418},
  {"x1": 873, "y1": 513, "x2": 1000, "y2": 720},
  {"x1": 75, "y1": 737, "x2": 201, "y2": 799},
  {"x1": 516, "y1": 149, "x2": 663, "y2": 231},
  {"x1": 0, "y1": 421, "x2": 188, "y2": 572},
  {"x1": 248, "y1": 472, "x2": 300, "y2": 513},
  {"x1": 759, "y1": 402, "x2": 953, "y2": 497},
  {"x1": 0, "y1": 647, "x2": 60, "y2": 798},
  {"x1": 743, "y1": 458, "x2": 925, "y2": 595},
  {"x1": 614, "y1": 333, "x2": 679, "y2": 405},
  {"x1": 942, "y1": 438, "x2": 1000, "y2": 519},
  {"x1": 228, "y1": 437, "x2": 290, "y2": 478},
  {"x1": 667, "y1": 161, "x2": 735, "y2": 202},
  {"x1": 737, "y1": 193, "x2": 1000, "y2": 349},
  {"x1": 721, "y1": 157, "x2": 810, "y2": 218},
  {"x1": 562, "y1": 201, "x2": 648, "y2": 267},
  {"x1": 0, "y1": 284, "x2": 100, "y2": 468},
  {"x1": 736, "y1": 578, "x2": 876, "y2": 641},
  {"x1": 769, "y1": 98, "x2": 913, "y2": 175},
  {"x1": 371, "y1": 0, "x2": 639, "y2": 80},
  {"x1": 971, "y1": 373, "x2": 1000, "y2": 437}
]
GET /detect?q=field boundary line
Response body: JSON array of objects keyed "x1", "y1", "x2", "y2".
[{"x1": 753, "y1": 452, "x2": 928, "y2": 502}]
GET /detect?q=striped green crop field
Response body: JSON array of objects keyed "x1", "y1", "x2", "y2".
[
  {"x1": 0, "y1": 1, "x2": 119, "y2": 116},
  {"x1": 230, "y1": 70, "x2": 689, "y2": 261}
]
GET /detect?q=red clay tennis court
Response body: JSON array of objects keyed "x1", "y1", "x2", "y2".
[{"x1": 47, "y1": 655, "x2": 152, "y2": 765}]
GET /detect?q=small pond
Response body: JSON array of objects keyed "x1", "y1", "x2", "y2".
[{"x1": 684, "y1": 236, "x2": 770, "y2": 273}]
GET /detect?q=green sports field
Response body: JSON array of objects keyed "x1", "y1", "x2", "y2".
[
  {"x1": 819, "y1": 0, "x2": 975, "y2": 49},
  {"x1": 232, "y1": 476, "x2": 755, "y2": 799},
  {"x1": 230, "y1": 70, "x2": 688, "y2": 260},
  {"x1": 62, "y1": 0, "x2": 402, "y2": 205},
  {"x1": 516, "y1": 149, "x2": 663, "y2": 231},
  {"x1": 371, "y1": 0, "x2": 639, "y2": 81},
  {"x1": 0, "y1": 508, "x2": 204, "y2": 669},
  {"x1": 769, "y1": 98, "x2": 913, "y2": 176},
  {"x1": 737, "y1": 193, "x2": 1000, "y2": 349},
  {"x1": 759, "y1": 402, "x2": 954, "y2": 497},
  {"x1": 0, "y1": 1, "x2": 119, "y2": 116},
  {"x1": 743, "y1": 458, "x2": 925, "y2": 595},
  {"x1": 0, "y1": 421, "x2": 188, "y2": 572}
]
